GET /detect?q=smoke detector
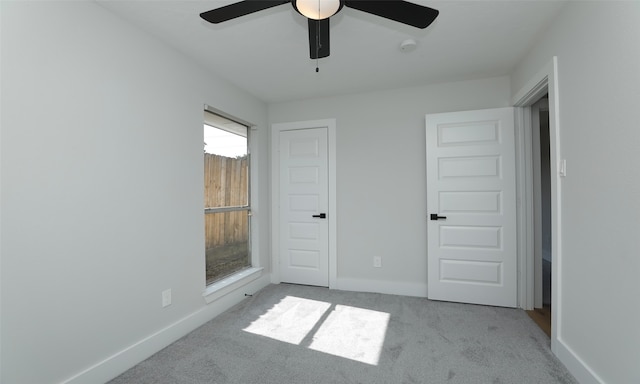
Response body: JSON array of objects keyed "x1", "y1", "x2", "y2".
[{"x1": 400, "y1": 39, "x2": 417, "y2": 52}]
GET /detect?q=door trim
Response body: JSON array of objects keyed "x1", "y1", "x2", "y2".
[
  {"x1": 514, "y1": 54, "x2": 602, "y2": 384},
  {"x1": 270, "y1": 119, "x2": 337, "y2": 288},
  {"x1": 512, "y1": 57, "x2": 561, "y2": 349}
]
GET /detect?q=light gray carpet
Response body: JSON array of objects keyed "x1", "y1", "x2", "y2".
[{"x1": 110, "y1": 284, "x2": 577, "y2": 384}]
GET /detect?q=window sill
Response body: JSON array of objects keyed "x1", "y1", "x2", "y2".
[{"x1": 202, "y1": 267, "x2": 263, "y2": 304}]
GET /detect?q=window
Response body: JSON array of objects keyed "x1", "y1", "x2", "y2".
[{"x1": 203, "y1": 110, "x2": 251, "y2": 285}]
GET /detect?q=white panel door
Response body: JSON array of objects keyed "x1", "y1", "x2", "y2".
[
  {"x1": 279, "y1": 127, "x2": 329, "y2": 286},
  {"x1": 426, "y1": 108, "x2": 517, "y2": 307}
]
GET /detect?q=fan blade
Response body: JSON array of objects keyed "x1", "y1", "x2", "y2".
[
  {"x1": 344, "y1": 0, "x2": 438, "y2": 29},
  {"x1": 200, "y1": 1, "x2": 290, "y2": 23},
  {"x1": 308, "y1": 18, "x2": 330, "y2": 59}
]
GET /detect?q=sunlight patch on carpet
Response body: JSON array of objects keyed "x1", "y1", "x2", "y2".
[
  {"x1": 309, "y1": 305, "x2": 390, "y2": 365},
  {"x1": 243, "y1": 296, "x2": 390, "y2": 365},
  {"x1": 243, "y1": 296, "x2": 331, "y2": 344}
]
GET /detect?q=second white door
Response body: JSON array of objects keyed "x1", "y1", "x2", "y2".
[
  {"x1": 426, "y1": 107, "x2": 517, "y2": 307},
  {"x1": 279, "y1": 127, "x2": 329, "y2": 286}
]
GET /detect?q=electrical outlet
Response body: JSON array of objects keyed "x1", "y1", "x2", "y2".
[
  {"x1": 162, "y1": 289, "x2": 172, "y2": 308},
  {"x1": 373, "y1": 256, "x2": 382, "y2": 268}
]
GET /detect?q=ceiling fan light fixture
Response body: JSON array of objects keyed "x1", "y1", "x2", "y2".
[{"x1": 294, "y1": 0, "x2": 342, "y2": 20}]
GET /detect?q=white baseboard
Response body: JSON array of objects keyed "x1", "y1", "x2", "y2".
[
  {"x1": 61, "y1": 275, "x2": 271, "y2": 384},
  {"x1": 333, "y1": 277, "x2": 428, "y2": 298},
  {"x1": 554, "y1": 337, "x2": 605, "y2": 384}
]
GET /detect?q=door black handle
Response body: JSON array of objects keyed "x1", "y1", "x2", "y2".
[
  {"x1": 430, "y1": 213, "x2": 447, "y2": 221},
  {"x1": 312, "y1": 213, "x2": 327, "y2": 219}
]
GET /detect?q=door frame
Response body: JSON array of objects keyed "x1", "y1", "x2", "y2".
[
  {"x1": 512, "y1": 57, "x2": 561, "y2": 351},
  {"x1": 270, "y1": 119, "x2": 337, "y2": 287}
]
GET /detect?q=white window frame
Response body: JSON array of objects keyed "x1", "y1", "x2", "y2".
[{"x1": 202, "y1": 107, "x2": 263, "y2": 303}]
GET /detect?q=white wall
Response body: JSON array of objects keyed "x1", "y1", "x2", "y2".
[
  {"x1": 0, "y1": 2, "x2": 270, "y2": 383},
  {"x1": 512, "y1": 2, "x2": 640, "y2": 383},
  {"x1": 268, "y1": 77, "x2": 511, "y2": 296}
]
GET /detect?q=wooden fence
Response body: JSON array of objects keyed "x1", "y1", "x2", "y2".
[{"x1": 204, "y1": 153, "x2": 249, "y2": 249}]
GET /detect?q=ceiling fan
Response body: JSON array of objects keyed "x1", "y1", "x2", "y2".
[{"x1": 200, "y1": 0, "x2": 439, "y2": 60}]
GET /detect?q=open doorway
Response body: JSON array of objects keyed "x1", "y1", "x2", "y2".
[
  {"x1": 526, "y1": 96, "x2": 552, "y2": 337},
  {"x1": 513, "y1": 57, "x2": 561, "y2": 352}
]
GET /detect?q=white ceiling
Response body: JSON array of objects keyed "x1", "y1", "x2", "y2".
[{"x1": 95, "y1": 0, "x2": 566, "y2": 103}]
